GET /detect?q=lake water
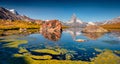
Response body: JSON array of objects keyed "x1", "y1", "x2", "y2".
[{"x1": 0, "y1": 28, "x2": 120, "y2": 62}]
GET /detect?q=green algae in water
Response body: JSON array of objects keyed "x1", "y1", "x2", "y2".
[
  {"x1": 114, "y1": 50, "x2": 120, "y2": 54},
  {"x1": 18, "y1": 47, "x2": 29, "y2": 54},
  {"x1": 31, "y1": 49, "x2": 61, "y2": 55},
  {"x1": 1, "y1": 41, "x2": 120, "y2": 64},
  {"x1": 1, "y1": 31, "x2": 120, "y2": 64},
  {"x1": 94, "y1": 48, "x2": 103, "y2": 52},
  {"x1": 65, "y1": 53, "x2": 74, "y2": 60},
  {"x1": 3, "y1": 40, "x2": 28, "y2": 48},
  {"x1": 31, "y1": 55, "x2": 52, "y2": 60},
  {"x1": 93, "y1": 50, "x2": 120, "y2": 64}
]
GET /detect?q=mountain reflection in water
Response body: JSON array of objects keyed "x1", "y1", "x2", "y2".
[
  {"x1": 83, "y1": 32, "x2": 105, "y2": 40},
  {"x1": 63, "y1": 28, "x2": 105, "y2": 40},
  {"x1": 0, "y1": 28, "x2": 120, "y2": 62},
  {"x1": 64, "y1": 28, "x2": 82, "y2": 40}
]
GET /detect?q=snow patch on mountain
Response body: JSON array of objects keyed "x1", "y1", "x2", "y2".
[
  {"x1": 103, "y1": 16, "x2": 120, "y2": 24},
  {"x1": 8, "y1": 9, "x2": 19, "y2": 15},
  {"x1": 87, "y1": 22, "x2": 95, "y2": 26}
]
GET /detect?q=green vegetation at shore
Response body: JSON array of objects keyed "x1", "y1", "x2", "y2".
[
  {"x1": 62, "y1": 26, "x2": 70, "y2": 29},
  {"x1": 0, "y1": 20, "x2": 40, "y2": 30},
  {"x1": 0, "y1": 19, "x2": 69, "y2": 30},
  {"x1": 0, "y1": 29, "x2": 39, "y2": 36}
]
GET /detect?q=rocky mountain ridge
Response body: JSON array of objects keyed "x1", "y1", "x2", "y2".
[{"x1": 0, "y1": 7, "x2": 34, "y2": 21}]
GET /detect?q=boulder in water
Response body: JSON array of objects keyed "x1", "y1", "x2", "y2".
[{"x1": 40, "y1": 20, "x2": 62, "y2": 41}]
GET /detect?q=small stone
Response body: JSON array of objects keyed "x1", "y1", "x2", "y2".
[{"x1": 75, "y1": 39, "x2": 86, "y2": 42}]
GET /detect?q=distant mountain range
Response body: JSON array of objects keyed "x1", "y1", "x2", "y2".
[
  {"x1": 63, "y1": 14, "x2": 87, "y2": 27},
  {"x1": 63, "y1": 14, "x2": 120, "y2": 27},
  {"x1": 63, "y1": 14, "x2": 97, "y2": 27},
  {"x1": 0, "y1": 7, "x2": 120, "y2": 25},
  {"x1": 0, "y1": 7, "x2": 34, "y2": 21},
  {"x1": 103, "y1": 16, "x2": 120, "y2": 24}
]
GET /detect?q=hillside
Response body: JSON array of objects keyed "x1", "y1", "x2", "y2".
[
  {"x1": 0, "y1": 7, "x2": 20, "y2": 20},
  {"x1": 0, "y1": 20, "x2": 40, "y2": 30},
  {"x1": 0, "y1": 7, "x2": 34, "y2": 21}
]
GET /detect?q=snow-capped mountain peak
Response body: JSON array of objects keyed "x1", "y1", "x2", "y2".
[
  {"x1": 63, "y1": 14, "x2": 87, "y2": 27},
  {"x1": 0, "y1": 7, "x2": 34, "y2": 21},
  {"x1": 77, "y1": 19, "x2": 83, "y2": 24},
  {"x1": 68, "y1": 14, "x2": 83, "y2": 24},
  {"x1": 103, "y1": 16, "x2": 120, "y2": 25},
  {"x1": 87, "y1": 22, "x2": 95, "y2": 25},
  {"x1": 8, "y1": 9, "x2": 19, "y2": 15}
]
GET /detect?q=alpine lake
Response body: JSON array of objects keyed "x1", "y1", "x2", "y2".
[{"x1": 0, "y1": 28, "x2": 120, "y2": 64}]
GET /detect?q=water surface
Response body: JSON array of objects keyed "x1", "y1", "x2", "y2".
[{"x1": 0, "y1": 28, "x2": 120, "y2": 62}]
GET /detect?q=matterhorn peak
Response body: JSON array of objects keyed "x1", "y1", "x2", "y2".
[
  {"x1": 69, "y1": 13, "x2": 83, "y2": 23},
  {"x1": 64, "y1": 13, "x2": 87, "y2": 27}
]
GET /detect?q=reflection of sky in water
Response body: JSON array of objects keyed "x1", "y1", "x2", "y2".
[
  {"x1": 20, "y1": 31, "x2": 120, "y2": 61},
  {"x1": 23, "y1": 32, "x2": 120, "y2": 50}
]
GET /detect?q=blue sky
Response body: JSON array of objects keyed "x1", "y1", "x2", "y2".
[{"x1": 0, "y1": 0, "x2": 120, "y2": 22}]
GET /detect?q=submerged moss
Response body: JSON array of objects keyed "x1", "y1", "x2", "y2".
[
  {"x1": 94, "y1": 48, "x2": 103, "y2": 52},
  {"x1": 13, "y1": 53, "x2": 92, "y2": 64},
  {"x1": 114, "y1": 50, "x2": 120, "y2": 54},
  {"x1": 31, "y1": 49, "x2": 61, "y2": 55},
  {"x1": 13, "y1": 54, "x2": 23, "y2": 57},
  {"x1": 93, "y1": 50, "x2": 120, "y2": 64},
  {"x1": 13, "y1": 54, "x2": 38, "y2": 64},
  {"x1": 3, "y1": 40, "x2": 28, "y2": 48},
  {"x1": 0, "y1": 39, "x2": 16, "y2": 42},
  {"x1": 37, "y1": 60, "x2": 92, "y2": 64},
  {"x1": 1, "y1": 38, "x2": 120, "y2": 64},
  {"x1": 31, "y1": 55, "x2": 52, "y2": 60},
  {"x1": 55, "y1": 48, "x2": 68, "y2": 54},
  {"x1": 18, "y1": 47, "x2": 29, "y2": 54},
  {"x1": 65, "y1": 53, "x2": 74, "y2": 60},
  {"x1": 8, "y1": 48, "x2": 120, "y2": 64}
]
